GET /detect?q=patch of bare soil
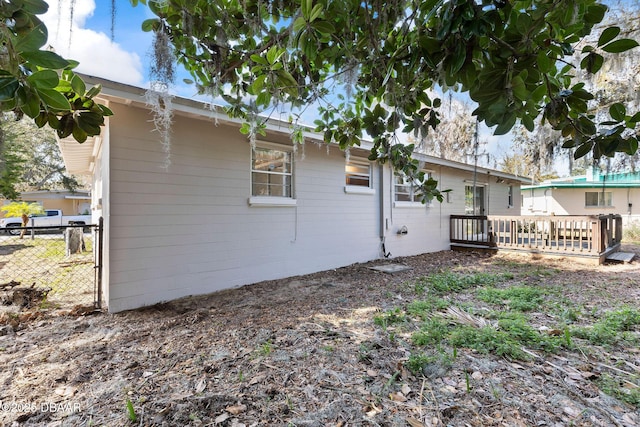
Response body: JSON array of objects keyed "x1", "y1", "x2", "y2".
[{"x1": 1, "y1": 247, "x2": 639, "y2": 427}]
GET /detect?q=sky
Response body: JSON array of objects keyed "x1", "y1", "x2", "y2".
[
  {"x1": 42, "y1": 0, "x2": 151, "y2": 87},
  {"x1": 39, "y1": 0, "x2": 545, "y2": 175}
]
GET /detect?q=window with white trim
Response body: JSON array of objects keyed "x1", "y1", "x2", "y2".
[
  {"x1": 508, "y1": 185, "x2": 514, "y2": 207},
  {"x1": 251, "y1": 145, "x2": 293, "y2": 197},
  {"x1": 345, "y1": 158, "x2": 372, "y2": 187},
  {"x1": 395, "y1": 172, "x2": 431, "y2": 203},
  {"x1": 585, "y1": 191, "x2": 612, "y2": 207}
]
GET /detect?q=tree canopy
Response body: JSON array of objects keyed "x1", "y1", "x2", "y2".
[
  {"x1": 500, "y1": 1, "x2": 640, "y2": 178},
  {"x1": 132, "y1": 0, "x2": 638, "y2": 198},
  {"x1": 0, "y1": 0, "x2": 112, "y2": 143},
  {"x1": 2, "y1": 0, "x2": 640, "y2": 201},
  {"x1": 0, "y1": 114, "x2": 84, "y2": 198}
]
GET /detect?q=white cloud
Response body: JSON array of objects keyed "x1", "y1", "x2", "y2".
[{"x1": 42, "y1": 0, "x2": 144, "y2": 86}]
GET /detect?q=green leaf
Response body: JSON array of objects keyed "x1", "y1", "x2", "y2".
[
  {"x1": 309, "y1": 4, "x2": 323, "y2": 22},
  {"x1": 451, "y1": 45, "x2": 466, "y2": 74},
  {"x1": 86, "y1": 85, "x2": 102, "y2": 98},
  {"x1": 609, "y1": 103, "x2": 626, "y2": 121},
  {"x1": 522, "y1": 114, "x2": 534, "y2": 132},
  {"x1": 301, "y1": 0, "x2": 312, "y2": 20},
  {"x1": 494, "y1": 113, "x2": 516, "y2": 135},
  {"x1": 36, "y1": 88, "x2": 72, "y2": 111},
  {"x1": 536, "y1": 51, "x2": 552, "y2": 74},
  {"x1": 141, "y1": 18, "x2": 161, "y2": 32},
  {"x1": 292, "y1": 17, "x2": 307, "y2": 33},
  {"x1": 78, "y1": 111, "x2": 104, "y2": 127},
  {"x1": 266, "y1": 46, "x2": 283, "y2": 65},
  {"x1": 584, "y1": 4, "x2": 607, "y2": 24},
  {"x1": 0, "y1": 77, "x2": 19, "y2": 101},
  {"x1": 14, "y1": 22, "x2": 48, "y2": 52},
  {"x1": 597, "y1": 26, "x2": 620, "y2": 47},
  {"x1": 65, "y1": 59, "x2": 79, "y2": 70},
  {"x1": 21, "y1": 50, "x2": 70, "y2": 69},
  {"x1": 21, "y1": 0, "x2": 49, "y2": 14},
  {"x1": 34, "y1": 112, "x2": 48, "y2": 128},
  {"x1": 602, "y1": 39, "x2": 639, "y2": 53},
  {"x1": 26, "y1": 70, "x2": 59, "y2": 89},
  {"x1": 70, "y1": 74, "x2": 86, "y2": 95},
  {"x1": 580, "y1": 52, "x2": 603, "y2": 74},
  {"x1": 311, "y1": 21, "x2": 335, "y2": 35},
  {"x1": 574, "y1": 141, "x2": 594, "y2": 159},
  {"x1": 98, "y1": 104, "x2": 114, "y2": 116},
  {"x1": 19, "y1": 86, "x2": 41, "y2": 118},
  {"x1": 72, "y1": 123, "x2": 88, "y2": 143},
  {"x1": 511, "y1": 76, "x2": 527, "y2": 101}
]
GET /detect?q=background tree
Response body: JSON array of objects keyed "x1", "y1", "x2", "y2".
[
  {"x1": 0, "y1": 123, "x2": 24, "y2": 199},
  {"x1": 415, "y1": 96, "x2": 476, "y2": 163},
  {"x1": 131, "y1": 0, "x2": 639, "y2": 201},
  {"x1": 0, "y1": 114, "x2": 82, "y2": 193}
]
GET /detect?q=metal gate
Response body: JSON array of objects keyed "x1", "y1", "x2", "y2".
[{"x1": 0, "y1": 218, "x2": 103, "y2": 311}]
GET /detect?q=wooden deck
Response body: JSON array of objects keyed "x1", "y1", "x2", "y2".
[{"x1": 450, "y1": 214, "x2": 623, "y2": 264}]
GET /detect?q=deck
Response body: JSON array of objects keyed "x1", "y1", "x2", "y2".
[{"x1": 450, "y1": 214, "x2": 623, "y2": 264}]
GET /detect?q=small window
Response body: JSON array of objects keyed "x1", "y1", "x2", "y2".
[
  {"x1": 345, "y1": 158, "x2": 371, "y2": 187},
  {"x1": 395, "y1": 172, "x2": 431, "y2": 203},
  {"x1": 585, "y1": 191, "x2": 612, "y2": 207},
  {"x1": 508, "y1": 185, "x2": 513, "y2": 207},
  {"x1": 251, "y1": 146, "x2": 293, "y2": 197}
]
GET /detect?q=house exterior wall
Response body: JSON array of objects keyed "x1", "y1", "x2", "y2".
[
  {"x1": 522, "y1": 187, "x2": 640, "y2": 225},
  {"x1": 92, "y1": 97, "x2": 526, "y2": 312},
  {"x1": 104, "y1": 103, "x2": 384, "y2": 312}
]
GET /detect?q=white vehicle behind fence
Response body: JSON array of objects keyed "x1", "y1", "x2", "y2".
[{"x1": 0, "y1": 209, "x2": 92, "y2": 235}]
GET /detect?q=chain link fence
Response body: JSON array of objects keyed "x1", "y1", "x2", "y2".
[{"x1": 0, "y1": 222, "x2": 102, "y2": 313}]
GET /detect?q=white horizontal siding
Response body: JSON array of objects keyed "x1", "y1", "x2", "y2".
[
  {"x1": 106, "y1": 103, "x2": 380, "y2": 312},
  {"x1": 102, "y1": 101, "x2": 524, "y2": 312}
]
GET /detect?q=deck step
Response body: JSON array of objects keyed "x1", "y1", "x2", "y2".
[{"x1": 606, "y1": 252, "x2": 636, "y2": 263}]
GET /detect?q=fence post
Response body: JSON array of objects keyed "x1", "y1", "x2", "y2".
[{"x1": 95, "y1": 217, "x2": 104, "y2": 309}]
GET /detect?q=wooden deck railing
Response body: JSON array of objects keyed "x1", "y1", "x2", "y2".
[{"x1": 450, "y1": 214, "x2": 623, "y2": 256}]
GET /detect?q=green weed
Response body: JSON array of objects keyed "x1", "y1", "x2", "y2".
[
  {"x1": 602, "y1": 306, "x2": 640, "y2": 331},
  {"x1": 412, "y1": 318, "x2": 450, "y2": 346},
  {"x1": 125, "y1": 399, "x2": 136, "y2": 423},
  {"x1": 406, "y1": 351, "x2": 452, "y2": 375},
  {"x1": 477, "y1": 286, "x2": 545, "y2": 312},
  {"x1": 408, "y1": 271, "x2": 508, "y2": 297},
  {"x1": 358, "y1": 342, "x2": 372, "y2": 363},
  {"x1": 448, "y1": 326, "x2": 528, "y2": 359},
  {"x1": 571, "y1": 307, "x2": 640, "y2": 346},
  {"x1": 597, "y1": 373, "x2": 640, "y2": 407},
  {"x1": 407, "y1": 297, "x2": 450, "y2": 319},
  {"x1": 258, "y1": 340, "x2": 273, "y2": 356},
  {"x1": 374, "y1": 307, "x2": 406, "y2": 330}
]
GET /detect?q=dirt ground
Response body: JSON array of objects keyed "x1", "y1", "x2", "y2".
[{"x1": 1, "y1": 246, "x2": 639, "y2": 427}]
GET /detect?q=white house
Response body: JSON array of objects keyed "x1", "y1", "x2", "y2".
[
  {"x1": 522, "y1": 168, "x2": 640, "y2": 226},
  {"x1": 58, "y1": 76, "x2": 529, "y2": 312}
]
